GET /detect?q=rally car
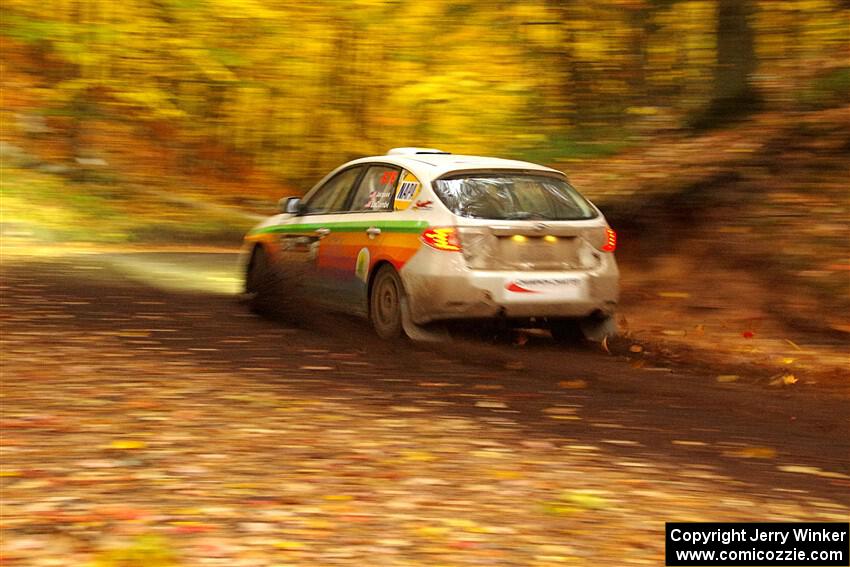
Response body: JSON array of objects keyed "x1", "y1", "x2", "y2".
[{"x1": 241, "y1": 148, "x2": 619, "y2": 341}]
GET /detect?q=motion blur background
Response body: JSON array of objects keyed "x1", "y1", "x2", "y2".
[
  {"x1": 2, "y1": 0, "x2": 849, "y2": 332},
  {"x1": 2, "y1": 5, "x2": 849, "y2": 564}
]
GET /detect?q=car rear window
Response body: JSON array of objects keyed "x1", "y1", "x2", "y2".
[{"x1": 433, "y1": 173, "x2": 597, "y2": 221}]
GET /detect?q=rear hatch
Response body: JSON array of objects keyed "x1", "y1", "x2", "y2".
[
  {"x1": 458, "y1": 224, "x2": 605, "y2": 271},
  {"x1": 432, "y1": 170, "x2": 608, "y2": 271}
]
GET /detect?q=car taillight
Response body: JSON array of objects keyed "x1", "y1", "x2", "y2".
[
  {"x1": 421, "y1": 227, "x2": 462, "y2": 252},
  {"x1": 601, "y1": 228, "x2": 617, "y2": 252}
]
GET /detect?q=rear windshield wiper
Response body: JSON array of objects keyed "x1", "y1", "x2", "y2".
[{"x1": 503, "y1": 212, "x2": 549, "y2": 220}]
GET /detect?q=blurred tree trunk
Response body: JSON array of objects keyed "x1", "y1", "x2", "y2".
[
  {"x1": 707, "y1": 0, "x2": 760, "y2": 121},
  {"x1": 626, "y1": 6, "x2": 649, "y2": 106},
  {"x1": 68, "y1": 0, "x2": 86, "y2": 160},
  {"x1": 544, "y1": 0, "x2": 583, "y2": 129}
]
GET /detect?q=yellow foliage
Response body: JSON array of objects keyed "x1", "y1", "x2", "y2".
[{"x1": 3, "y1": 0, "x2": 847, "y2": 185}]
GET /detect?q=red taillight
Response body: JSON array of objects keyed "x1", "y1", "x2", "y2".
[
  {"x1": 601, "y1": 228, "x2": 617, "y2": 252},
  {"x1": 421, "y1": 227, "x2": 462, "y2": 252}
]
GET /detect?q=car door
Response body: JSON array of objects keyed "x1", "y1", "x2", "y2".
[
  {"x1": 317, "y1": 164, "x2": 402, "y2": 315},
  {"x1": 277, "y1": 165, "x2": 365, "y2": 300}
]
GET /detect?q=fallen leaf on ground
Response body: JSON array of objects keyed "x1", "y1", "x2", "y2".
[
  {"x1": 769, "y1": 374, "x2": 797, "y2": 386},
  {"x1": 726, "y1": 447, "x2": 777, "y2": 459},
  {"x1": 475, "y1": 400, "x2": 508, "y2": 409},
  {"x1": 109, "y1": 440, "x2": 146, "y2": 450},
  {"x1": 559, "y1": 491, "x2": 609, "y2": 509},
  {"x1": 415, "y1": 525, "x2": 450, "y2": 538},
  {"x1": 274, "y1": 541, "x2": 308, "y2": 550},
  {"x1": 778, "y1": 465, "x2": 850, "y2": 479}
]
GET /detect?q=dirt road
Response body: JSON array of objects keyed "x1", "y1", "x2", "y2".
[{"x1": 2, "y1": 249, "x2": 848, "y2": 565}]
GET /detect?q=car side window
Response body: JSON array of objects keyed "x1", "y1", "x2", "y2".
[
  {"x1": 304, "y1": 167, "x2": 363, "y2": 214},
  {"x1": 347, "y1": 165, "x2": 400, "y2": 212}
]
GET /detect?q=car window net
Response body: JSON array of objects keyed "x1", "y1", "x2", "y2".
[{"x1": 433, "y1": 174, "x2": 596, "y2": 221}]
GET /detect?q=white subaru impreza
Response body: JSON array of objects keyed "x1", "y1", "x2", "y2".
[{"x1": 242, "y1": 148, "x2": 619, "y2": 341}]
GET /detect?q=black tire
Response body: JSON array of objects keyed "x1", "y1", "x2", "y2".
[
  {"x1": 246, "y1": 246, "x2": 277, "y2": 315},
  {"x1": 549, "y1": 318, "x2": 584, "y2": 344},
  {"x1": 579, "y1": 313, "x2": 617, "y2": 342},
  {"x1": 369, "y1": 265, "x2": 405, "y2": 339}
]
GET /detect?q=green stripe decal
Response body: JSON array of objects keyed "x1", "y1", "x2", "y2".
[{"x1": 253, "y1": 220, "x2": 429, "y2": 235}]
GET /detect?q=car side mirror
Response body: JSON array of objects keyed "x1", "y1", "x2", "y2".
[{"x1": 279, "y1": 197, "x2": 304, "y2": 215}]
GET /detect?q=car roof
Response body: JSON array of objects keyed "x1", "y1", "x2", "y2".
[{"x1": 347, "y1": 153, "x2": 563, "y2": 179}]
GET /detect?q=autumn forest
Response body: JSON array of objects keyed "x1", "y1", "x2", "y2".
[{"x1": 3, "y1": 0, "x2": 848, "y2": 185}]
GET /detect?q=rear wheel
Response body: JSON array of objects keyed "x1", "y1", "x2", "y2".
[
  {"x1": 579, "y1": 313, "x2": 618, "y2": 342},
  {"x1": 550, "y1": 314, "x2": 618, "y2": 344},
  {"x1": 370, "y1": 265, "x2": 405, "y2": 339}
]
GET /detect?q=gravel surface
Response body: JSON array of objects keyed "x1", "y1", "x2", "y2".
[{"x1": 2, "y1": 251, "x2": 848, "y2": 566}]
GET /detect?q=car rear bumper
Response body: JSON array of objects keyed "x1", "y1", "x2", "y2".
[{"x1": 400, "y1": 248, "x2": 619, "y2": 325}]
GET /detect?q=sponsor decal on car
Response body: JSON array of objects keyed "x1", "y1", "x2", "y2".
[
  {"x1": 380, "y1": 170, "x2": 399, "y2": 185},
  {"x1": 365, "y1": 190, "x2": 393, "y2": 210},
  {"x1": 394, "y1": 171, "x2": 421, "y2": 211},
  {"x1": 506, "y1": 278, "x2": 582, "y2": 293},
  {"x1": 505, "y1": 282, "x2": 540, "y2": 293},
  {"x1": 355, "y1": 247, "x2": 370, "y2": 282}
]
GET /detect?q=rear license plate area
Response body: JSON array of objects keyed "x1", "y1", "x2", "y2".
[{"x1": 502, "y1": 276, "x2": 586, "y2": 301}]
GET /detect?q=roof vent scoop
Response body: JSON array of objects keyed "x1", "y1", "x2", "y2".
[{"x1": 387, "y1": 147, "x2": 450, "y2": 155}]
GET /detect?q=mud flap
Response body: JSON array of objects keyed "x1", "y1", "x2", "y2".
[
  {"x1": 400, "y1": 297, "x2": 451, "y2": 342},
  {"x1": 580, "y1": 315, "x2": 618, "y2": 342}
]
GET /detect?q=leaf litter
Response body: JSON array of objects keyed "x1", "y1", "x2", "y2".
[{"x1": 1, "y1": 259, "x2": 848, "y2": 565}]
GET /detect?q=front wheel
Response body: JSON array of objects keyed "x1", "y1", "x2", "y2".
[
  {"x1": 246, "y1": 246, "x2": 279, "y2": 315},
  {"x1": 369, "y1": 265, "x2": 405, "y2": 339}
]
